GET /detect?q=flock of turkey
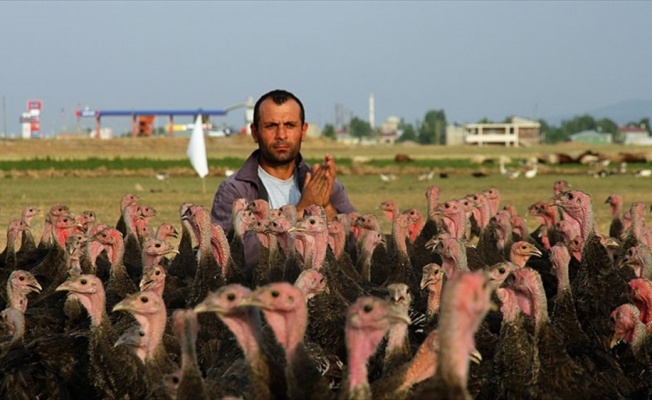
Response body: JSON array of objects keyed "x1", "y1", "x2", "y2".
[{"x1": 0, "y1": 180, "x2": 651, "y2": 399}]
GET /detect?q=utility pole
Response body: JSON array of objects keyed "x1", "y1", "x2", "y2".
[{"x1": 2, "y1": 96, "x2": 6, "y2": 139}]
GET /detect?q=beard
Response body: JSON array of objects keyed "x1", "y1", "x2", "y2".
[{"x1": 258, "y1": 141, "x2": 301, "y2": 167}]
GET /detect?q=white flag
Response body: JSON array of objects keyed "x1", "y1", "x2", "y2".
[{"x1": 187, "y1": 115, "x2": 209, "y2": 178}]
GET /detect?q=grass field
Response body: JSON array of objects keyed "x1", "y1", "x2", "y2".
[{"x1": 0, "y1": 136, "x2": 651, "y2": 250}]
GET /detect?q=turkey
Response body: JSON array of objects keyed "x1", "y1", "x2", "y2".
[
  {"x1": 195, "y1": 283, "x2": 285, "y2": 399},
  {"x1": 412, "y1": 271, "x2": 493, "y2": 400},
  {"x1": 503, "y1": 267, "x2": 628, "y2": 398},
  {"x1": 554, "y1": 189, "x2": 633, "y2": 349},
  {"x1": 241, "y1": 281, "x2": 334, "y2": 400},
  {"x1": 55, "y1": 274, "x2": 149, "y2": 398},
  {"x1": 112, "y1": 290, "x2": 177, "y2": 388},
  {"x1": 338, "y1": 295, "x2": 411, "y2": 400},
  {"x1": 171, "y1": 309, "x2": 211, "y2": 400}
]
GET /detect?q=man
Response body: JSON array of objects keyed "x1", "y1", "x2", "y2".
[{"x1": 211, "y1": 89, "x2": 356, "y2": 270}]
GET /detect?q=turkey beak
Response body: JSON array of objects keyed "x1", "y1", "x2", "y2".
[
  {"x1": 489, "y1": 299, "x2": 499, "y2": 312},
  {"x1": 389, "y1": 293, "x2": 406, "y2": 305},
  {"x1": 420, "y1": 275, "x2": 434, "y2": 290},
  {"x1": 376, "y1": 235, "x2": 386, "y2": 249},
  {"x1": 617, "y1": 257, "x2": 630, "y2": 270},
  {"x1": 425, "y1": 237, "x2": 438, "y2": 251},
  {"x1": 55, "y1": 280, "x2": 74, "y2": 292},
  {"x1": 238, "y1": 292, "x2": 266, "y2": 309},
  {"x1": 194, "y1": 296, "x2": 224, "y2": 314},
  {"x1": 528, "y1": 247, "x2": 543, "y2": 258},
  {"x1": 609, "y1": 332, "x2": 623, "y2": 349},
  {"x1": 140, "y1": 281, "x2": 153, "y2": 291},
  {"x1": 602, "y1": 238, "x2": 619, "y2": 250},
  {"x1": 28, "y1": 279, "x2": 43, "y2": 294},
  {"x1": 112, "y1": 297, "x2": 137, "y2": 313},
  {"x1": 469, "y1": 348, "x2": 483, "y2": 364},
  {"x1": 114, "y1": 333, "x2": 142, "y2": 348},
  {"x1": 500, "y1": 272, "x2": 516, "y2": 289}
]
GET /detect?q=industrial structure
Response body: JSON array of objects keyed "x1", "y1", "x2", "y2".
[{"x1": 74, "y1": 98, "x2": 253, "y2": 139}]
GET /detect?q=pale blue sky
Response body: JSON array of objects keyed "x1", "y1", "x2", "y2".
[{"x1": 1, "y1": 1, "x2": 650, "y2": 136}]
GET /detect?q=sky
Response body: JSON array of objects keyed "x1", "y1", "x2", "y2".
[{"x1": 1, "y1": 1, "x2": 651, "y2": 137}]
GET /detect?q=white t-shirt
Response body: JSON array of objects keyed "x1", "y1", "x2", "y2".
[{"x1": 258, "y1": 166, "x2": 301, "y2": 209}]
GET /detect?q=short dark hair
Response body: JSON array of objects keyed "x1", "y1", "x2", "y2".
[{"x1": 253, "y1": 89, "x2": 305, "y2": 128}]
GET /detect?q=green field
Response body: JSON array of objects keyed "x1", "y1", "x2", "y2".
[{"x1": 0, "y1": 136, "x2": 651, "y2": 250}]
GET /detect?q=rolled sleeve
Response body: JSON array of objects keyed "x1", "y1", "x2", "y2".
[{"x1": 330, "y1": 179, "x2": 356, "y2": 214}]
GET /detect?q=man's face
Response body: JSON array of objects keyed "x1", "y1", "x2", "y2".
[{"x1": 251, "y1": 98, "x2": 307, "y2": 167}]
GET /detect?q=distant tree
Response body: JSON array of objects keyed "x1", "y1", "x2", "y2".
[
  {"x1": 349, "y1": 117, "x2": 372, "y2": 141},
  {"x1": 397, "y1": 120, "x2": 417, "y2": 143},
  {"x1": 537, "y1": 119, "x2": 564, "y2": 144},
  {"x1": 418, "y1": 109, "x2": 447, "y2": 145},
  {"x1": 560, "y1": 114, "x2": 597, "y2": 135},
  {"x1": 541, "y1": 126, "x2": 568, "y2": 144},
  {"x1": 596, "y1": 118, "x2": 619, "y2": 139},
  {"x1": 321, "y1": 123, "x2": 336, "y2": 140},
  {"x1": 625, "y1": 118, "x2": 650, "y2": 133}
]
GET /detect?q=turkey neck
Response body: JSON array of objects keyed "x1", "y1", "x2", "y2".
[
  {"x1": 426, "y1": 281, "x2": 443, "y2": 317},
  {"x1": 263, "y1": 301, "x2": 307, "y2": 362},
  {"x1": 399, "y1": 333, "x2": 438, "y2": 391},
  {"x1": 552, "y1": 256, "x2": 571, "y2": 294},
  {"x1": 386, "y1": 320, "x2": 409, "y2": 354},
  {"x1": 4, "y1": 226, "x2": 19, "y2": 269},
  {"x1": 210, "y1": 225, "x2": 231, "y2": 277},
  {"x1": 79, "y1": 286, "x2": 107, "y2": 327},
  {"x1": 7, "y1": 283, "x2": 29, "y2": 312},
  {"x1": 522, "y1": 276, "x2": 549, "y2": 336},
  {"x1": 346, "y1": 325, "x2": 386, "y2": 392},
  {"x1": 104, "y1": 232, "x2": 125, "y2": 269},
  {"x1": 497, "y1": 288, "x2": 521, "y2": 323},
  {"x1": 576, "y1": 204, "x2": 596, "y2": 242},
  {"x1": 275, "y1": 231, "x2": 294, "y2": 257},
  {"x1": 329, "y1": 228, "x2": 346, "y2": 260},
  {"x1": 144, "y1": 307, "x2": 167, "y2": 361},
  {"x1": 438, "y1": 299, "x2": 473, "y2": 388},
  {"x1": 392, "y1": 215, "x2": 410, "y2": 259},
  {"x1": 179, "y1": 314, "x2": 199, "y2": 369},
  {"x1": 223, "y1": 308, "x2": 264, "y2": 358},
  {"x1": 310, "y1": 228, "x2": 329, "y2": 271}
]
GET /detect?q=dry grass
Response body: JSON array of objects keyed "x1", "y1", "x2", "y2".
[
  {"x1": 3, "y1": 135, "x2": 652, "y2": 162},
  {"x1": 0, "y1": 136, "x2": 651, "y2": 251}
]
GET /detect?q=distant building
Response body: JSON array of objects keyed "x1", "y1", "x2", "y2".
[
  {"x1": 306, "y1": 121, "x2": 320, "y2": 138},
  {"x1": 460, "y1": 116, "x2": 541, "y2": 147},
  {"x1": 620, "y1": 125, "x2": 652, "y2": 145},
  {"x1": 378, "y1": 116, "x2": 400, "y2": 145},
  {"x1": 334, "y1": 115, "x2": 399, "y2": 145},
  {"x1": 569, "y1": 130, "x2": 612, "y2": 144},
  {"x1": 90, "y1": 127, "x2": 113, "y2": 140},
  {"x1": 445, "y1": 124, "x2": 467, "y2": 146}
]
